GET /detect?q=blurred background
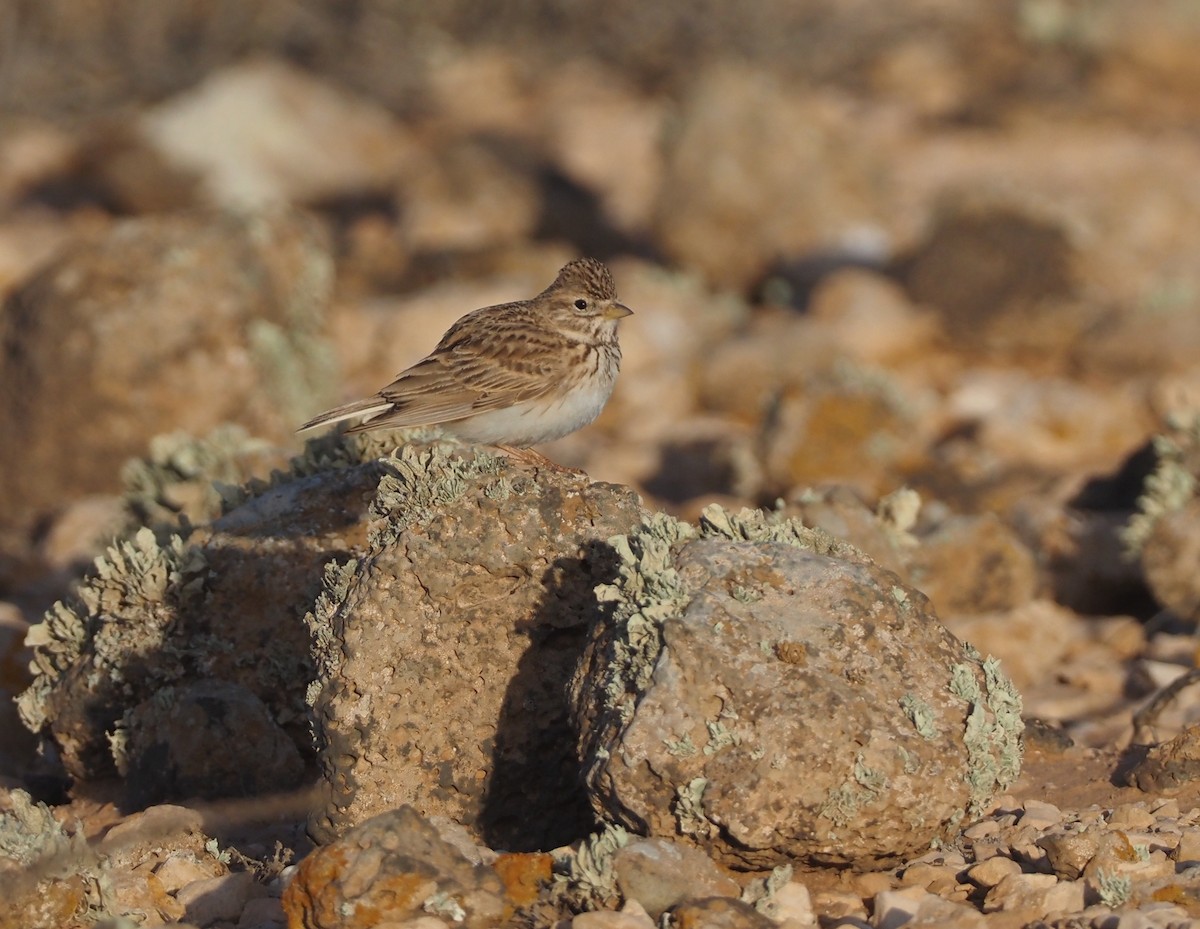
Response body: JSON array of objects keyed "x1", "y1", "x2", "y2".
[{"x1": 2, "y1": 0, "x2": 1200, "y2": 778}]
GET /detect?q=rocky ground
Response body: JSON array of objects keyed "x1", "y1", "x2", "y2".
[{"x1": 3, "y1": 2, "x2": 1200, "y2": 928}]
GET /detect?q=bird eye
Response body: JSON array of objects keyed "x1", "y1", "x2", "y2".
[{"x1": 574, "y1": 298, "x2": 588, "y2": 311}]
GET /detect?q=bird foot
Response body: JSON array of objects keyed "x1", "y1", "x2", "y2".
[{"x1": 495, "y1": 445, "x2": 583, "y2": 475}]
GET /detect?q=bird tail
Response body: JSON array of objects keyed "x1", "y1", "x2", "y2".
[{"x1": 296, "y1": 396, "x2": 394, "y2": 433}]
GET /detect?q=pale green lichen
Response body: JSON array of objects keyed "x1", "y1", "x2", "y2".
[
  {"x1": 423, "y1": 891, "x2": 467, "y2": 922},
  {"x1": 900, "y1": 693, "x2": 939, "y2": 741},
  {"x1": 674, "y1": 777, "x2": 715, "y2": 838},
  {"x1": 950, "y1": 648, "x2": 1024, "y2": 815},
  {"x1": 741, "y1": 863, "x2": 794, "y2": 917},
  {"x1": 120, "y1": 425, "x2": 274, "y2": 534},
  {"x1": 696, "y1": 504, "x2": 867, "y2": 561},
  {"x1": 704, "y1": 706, "x2": 742, "y2": 756},
  {"x1": 228, "y1": 428, "x2": 425, "y2": 509},
  {"x1": 0, "y1": 789, "x2": 87, "y2": 870},
  {"x1": 18, "y1": 528, "x2": 207, "y2": 734},
  {"x1": 595, "y1": 511, "x2": 698, "y2": 713},
  {"x1": 819, "y1": 752, "x2": 889, "y2": 829},
  {"x1": 664, "y1": 734, "x2": 698, "y2": 758},
  {"x1": 368, "y1": 443, "x2": 505, "y2": 548},
  {"x1": 730, "y1": 584, "x2": 762, "y2": 603},
  {"x1": 818, "y1": 783, "x2": 866, "y2": 829},
  {"x1": 555, "y1": 824, "x2": 630, "y2": 909},
  {"x1": 1095, "y1": 869, "x2": 1132, "y2": 908},
  {"x1": 0, "y1": 789, "x2": 115, "y2": 918},
  {"x1": 304, "y1": 557, "x2": 362, "y2": 702},
  {"x1": 1122, "y1": 412, "x2": 1200, "y2": 555},
  {"x1": 249, "y1": 320, "x2": 337, "y2": 428},
  {"x1": 854, "y1": 753, "x2": 889, "y2": 793}
]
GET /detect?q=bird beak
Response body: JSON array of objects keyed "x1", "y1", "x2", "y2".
[{"x1": 604, "y1": 303, "x2": 634, "y2": 320}]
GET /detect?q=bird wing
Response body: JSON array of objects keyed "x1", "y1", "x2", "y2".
[{"x1": 346, "y1": 307, "x2": 565, "y2": 432}]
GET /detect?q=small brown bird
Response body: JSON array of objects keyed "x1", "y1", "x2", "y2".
[{"x1": 298, "y1": 258, "x2": 633, "y2": 450}]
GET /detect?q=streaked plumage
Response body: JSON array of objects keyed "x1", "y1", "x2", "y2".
[{"x1": 298, "y1": 258, "x2": 633, "y2": 447}]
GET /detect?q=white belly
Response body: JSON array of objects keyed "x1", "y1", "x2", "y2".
[{"x1": 445, "y1": 376, "x2": 616, "y2": 446}]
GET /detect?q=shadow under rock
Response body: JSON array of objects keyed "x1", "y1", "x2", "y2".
[{"x1": 479, "y1": 540, "x2": 622, "y2": 852}]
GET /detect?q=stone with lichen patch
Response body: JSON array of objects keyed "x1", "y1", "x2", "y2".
[
  {"x1": 282, "y1": 805, "x2": 508, "y2": 929},
  {"x1": 1126, "y1": 412, "x2": 1200, "y2": 623},
  {"x1": 18, "y1": 434, "x2": 386, "y2": 786},
  {"x1": 0, "y1": 788, "x2": 98, "y2": 929},
  {"x1": 570, "y1": 505, "x2": 1023, "y2": 869},
  {"x1": 306, "y1": 442, "x2": 647, "y2": 850}
]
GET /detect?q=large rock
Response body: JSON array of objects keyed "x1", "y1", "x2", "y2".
[
  {"x1": 570, "y1": 507, "x2": 1024, "y2": 869},
  {"x1": 17, "y1": 432, "x2": 392, "y2": 787},
  {"x1": 0, "y1": 209, "x2": 335, "y2": 555},
  {"x1": 306, "y1": 443, "x2": 648, "y2": 850}
]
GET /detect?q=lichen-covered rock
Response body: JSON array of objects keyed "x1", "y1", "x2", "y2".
[
  {"x1": 119, "y1": 425, "x2": 285, "y2": 537},
  {"x1": 1124, "y1": 412, "x2": 1200, "y2": 622},
  {"x1": 1140, "y1": 498, "x2": 1200, "y2": 624},
  {"x1": 570, "y1": 506, "x2": 1023, "y2": 869},
  {"x1": 1123, "y1": 412, "x2": 1200, "y2": 556},
  {"x1": 282, "y1": 806, "x2": 510, "y2": 929},
  {"x1": 0, "y1": 209, "x2": 335, "y2": 554},
  {"x1": 17, "y1": 433, "x2": 390, "y2": 784},
  {"x1": 0, "y1": 788, "x2": 98, "y2": 929},
  {"x1": 306, "y1": 443, "x2": 647, "y2": 850}
]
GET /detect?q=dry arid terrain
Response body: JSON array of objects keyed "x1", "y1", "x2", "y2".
[{"x1": 3, "y1": 3, "x2": 1200, "y2": 928}]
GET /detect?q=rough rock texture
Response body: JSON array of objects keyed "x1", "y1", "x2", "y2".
[
  {"x1": 0, "y1": 209, "x2": 335, "y2": 553},
  {"x1": 1130, "y1": 723, "x2": 1200, "y2": 793},
  {"x1": 571, "y1": 507, "x2": 1024, "y2": 869},
  {"x1": 17, "y1": 433, "x2": 390, "y2": 785},
  {"x1": 612, "y1": 837, "x2": 740, "y2": 919},
  {"x1": 115, "y1": 679, "x2": 306, "y2": 805},
  {"x1": 306, "y1": 443, "x2": 648, "y2": 850},
  {"x1": 282, "y1": 806, "x2": 510, "y2": 929}
]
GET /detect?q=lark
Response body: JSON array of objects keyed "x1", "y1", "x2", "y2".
[{"x1": 299, "y1": 258, "x2": 633, "y2": 457}]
